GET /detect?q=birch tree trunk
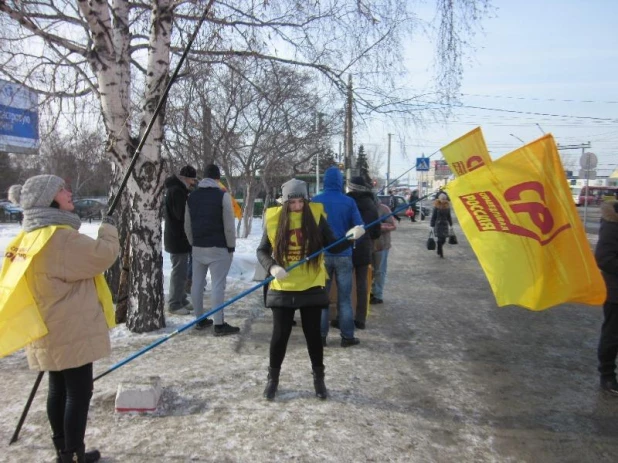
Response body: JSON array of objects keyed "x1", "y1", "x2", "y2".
[{"x1": 78, "y1": 0, "x2": 172, "y2": 331}]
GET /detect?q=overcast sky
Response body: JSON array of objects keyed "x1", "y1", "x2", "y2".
[{"x1": 360, "y1": 0, "x2": 618, "y2": 181}]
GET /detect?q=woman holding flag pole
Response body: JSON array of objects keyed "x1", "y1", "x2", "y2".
[
  {"x1": 256, "y1": 178, "x2": 365, "y2": 400},
  {"x1": 3, "y1": 175, "x2": 119, "y2": 462}
]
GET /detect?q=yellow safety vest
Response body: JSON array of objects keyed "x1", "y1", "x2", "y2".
[
  {"x1": 265, "y1": 203, "x2": 327, "y2": 291},
  {"x1": 0, "y1": 225, "x2": 115, "y2": 358}
]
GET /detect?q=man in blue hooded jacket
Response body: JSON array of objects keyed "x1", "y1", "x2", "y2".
[{"x1": 312, "y1": 167, "x2": 364, "y2": 347}]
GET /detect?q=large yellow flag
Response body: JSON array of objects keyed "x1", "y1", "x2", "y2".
[
  {"x1": 440, "y1": 127, "x2": 492, "y2": 177},
  {"x1": 217, "y1": 180, "x2": 243, "y2": 219},
  {"x1": 448, "y1": 134, "x2": 605, "y2": 310}
]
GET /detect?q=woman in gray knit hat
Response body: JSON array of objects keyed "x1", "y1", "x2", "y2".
[
  {"x1": 3, "y1": 175, "x2": 119, "y2": 463},
  {"x1": 256, "y1": 178, "x2": 365, "y2": 401}
]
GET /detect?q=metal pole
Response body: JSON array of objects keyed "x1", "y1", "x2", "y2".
[
  {"x1": 583, "y1": 148, "x2": 590, "y2": 226},
  {"x1": 315, "y1": 151, "x2": 320, "y2": 194},
  {"x1": 8, "y1": 372, "x2": 43, "y2": 445},
  {"x1": 386, "y1": 133, "x2": 392, "y2": 190}
]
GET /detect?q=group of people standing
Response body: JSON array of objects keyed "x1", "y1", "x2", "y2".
[{"x1": 163, "y1": 164, "x2": 240, "y2": 336}]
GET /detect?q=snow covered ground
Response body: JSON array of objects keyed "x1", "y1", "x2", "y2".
[{"x1": 1, "y1": 218, "x2": 615, "y2": 463}]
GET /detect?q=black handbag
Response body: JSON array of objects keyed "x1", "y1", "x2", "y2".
[
  {"x1": 448, "y1": 227, "x2": 458, "y2": 245},
  {"x1": 427, "y1": 229, "x2": 436, "y2": 250}
]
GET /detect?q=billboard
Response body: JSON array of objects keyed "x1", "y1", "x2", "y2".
[
  {"x1": 433, "y1": 159, "x2": 452, "y2": 179},
  {"x1": 0, "y1": 79, "x2": 39, "y2": 154}
]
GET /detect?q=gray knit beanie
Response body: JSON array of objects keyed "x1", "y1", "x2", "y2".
[
  {"x1": 8, "y1": 175, "x2": 65, "y2": 210},
  {"x1": 281, "y1": 178, "x2": 308, "y2": 201}
]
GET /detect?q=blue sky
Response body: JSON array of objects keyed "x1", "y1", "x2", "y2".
[{"x1": 362, "y1": 0, "x2": 618, "y2": 180}]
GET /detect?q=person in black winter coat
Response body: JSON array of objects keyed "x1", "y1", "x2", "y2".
[
  {"x1": 256, "y1": 178, "x2": 365, "y2": 401},
  {"x1": 429, "y1": 193, "x2": 453, "y2": 258},
  {"x1": 408, "y1": 189, "x2": 419, "y2": 222},
  {"x1": 346, "y1": 176, "x2": 381, "y2": 329},
  {"x1": 163, "y1": 165, "x2": 197, "y2": 315},
  {"x1": 595, "y1": 200, "x2": 618, "y2": 395}
]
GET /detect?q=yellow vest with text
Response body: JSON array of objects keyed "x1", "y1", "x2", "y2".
[
  {"x1": 0, "y1": 225, "x2": 115, "y2": 358},
  {"x1": 265, "y1": 203, "x2": 327, "y2": 291}
]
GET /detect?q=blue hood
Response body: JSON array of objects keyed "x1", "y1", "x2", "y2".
[{"x1": 323, "y1": 167, "x2": 343, "y2": 191}]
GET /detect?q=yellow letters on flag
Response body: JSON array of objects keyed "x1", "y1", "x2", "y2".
[
  {"x1": 440, "y1": 127, "x2": 492, "y2": 177},
  {"x1": 447, "y1": 134, "x2": 605, "y2": 310}
]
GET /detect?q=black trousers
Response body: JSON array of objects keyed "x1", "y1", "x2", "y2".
[
  {"x1": 47, "y1": 363, "x2": 93, "y2": 452},
  {"x1": 270, "y1": 307, "x2": 323, "y2": 370},
  {"x1": 598, "y1": 301, "x2": 618, "y2": 379},
  {"x1": 436, "y1": 237, "x2": 446, "y2": 257}
]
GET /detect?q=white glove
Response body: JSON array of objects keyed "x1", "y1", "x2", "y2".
[
  {"x1": 346, "y1": 225, "x2": 365, "y2": 240},
  {"x1": 269, "y1": 265, "x2": 289, "y2": 280}
]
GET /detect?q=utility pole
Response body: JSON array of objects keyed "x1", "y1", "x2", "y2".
[
  {"x1": 344, "y1": 75, "x2": 354, "y2": 186},
  {"x1": 386, "y1": 133, "x2": 392, "y2": 192}
]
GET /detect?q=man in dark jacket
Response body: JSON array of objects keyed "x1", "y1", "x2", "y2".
[
  {"x1": 347, "y1": 176, "x2": 381, "y2": 329},
  {"x1": 312, "y1": 167, "x2": 364, "y2": 347},
  {"x1": 185, "y1": 164, "x2": 239, "y2": 336},
  {"x1": 164, "y1": 165, "x2": 197, "y2": 315},
  {"x1": 595, "y1": 200, "x2": 618, "y2": 395}
]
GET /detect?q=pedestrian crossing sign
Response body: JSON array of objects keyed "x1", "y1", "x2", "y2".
[{"x1": 416, "y1": 157, "x2": 430, "y2": 171}]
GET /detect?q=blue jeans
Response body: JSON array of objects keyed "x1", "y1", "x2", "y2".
[
  {"x1": 321, "y1": 255, "x2": 355, "y2": 339},
  {"x1": 371, "y1": 249, "x2": 389, "y2": 300}
]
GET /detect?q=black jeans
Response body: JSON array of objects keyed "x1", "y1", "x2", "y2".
[
  {"x1": 354, "y1": 265, "x2": 370, "y2": 324},
  {"x1": 47, "y1": 363, "x2": 93, "y2": 452},
  {"x1": 436, "y1": 237, "x2": 446, "y2": 257},
  {"x1": 270, "y1": 307, "x2": 323, "y2": 370},
  {"x1": 598, "y1": 301, "x2": 618, "y2": 379}
]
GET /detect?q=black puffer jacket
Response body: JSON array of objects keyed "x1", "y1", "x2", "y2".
[
  {"x1": 430, "y1": 199, "x2": 453, "y2": 239},
  {"x1": 595, "y1": 201, "x2": 618, "y2": 302},
  {"x1": 163, "y1": 175, "x2": 191, "y2": 254},
  {"x1": 256, "y1": 214, "x2": 350, "y2": 309},
  {"x1": 346, "y1": 191, "x2": 381, "y2": 267}
]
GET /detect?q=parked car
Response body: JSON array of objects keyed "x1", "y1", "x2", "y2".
[
  {"x1": 377, "y1": 195, "x2": 430, "y2": 220},
  {"x1": 0, "y1": 200, "x2": 23, "y2": 222},
  {"x1": 72, "y1": 198, "x2": 107, "y2": 220}
]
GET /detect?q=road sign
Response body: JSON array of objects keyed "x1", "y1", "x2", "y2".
[
  {"x1": 0, "y1": 79, "x2": 39, "y2": 154},
  {"x1": 579, "y1": 152, "x2": 597, "y2": 169},
  {"x1": 416, "y1": 157, "x2": 430, "y2": 171}
]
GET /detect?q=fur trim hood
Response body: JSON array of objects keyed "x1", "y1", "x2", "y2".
[
  {"x1": 600, "y1": 201, "x2": 618, "y2": 222},
  {"x1": 433, "y1": 198, "x2": 451, "y2": 209}
]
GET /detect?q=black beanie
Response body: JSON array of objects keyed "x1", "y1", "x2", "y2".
[{"x1": 204, "y1": 164, "x2": 221, "y2": 179}]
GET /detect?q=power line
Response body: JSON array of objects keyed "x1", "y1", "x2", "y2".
[{"x1": 461, "y1": 93, "x2": 618, "y2": 105}]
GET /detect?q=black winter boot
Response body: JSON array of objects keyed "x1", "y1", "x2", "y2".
[
  {"x1": 263, "y1": 367, "x2": 281, "y2": 400},
  {"x1": 57, "y1": 444, "x2": 100, "y2": 463},
  {"x1": 312, "y1": 366, "x2": 328, "y2": 400},
  {"x1": 59, "y1": 446, "x2": 85, "y2": 463}
]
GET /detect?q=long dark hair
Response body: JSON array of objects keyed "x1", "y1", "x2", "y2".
[{"x1": 273, "y1": 200, "x2": 323, "y2": 271}]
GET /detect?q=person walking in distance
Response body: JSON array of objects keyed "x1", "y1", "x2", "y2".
[
  {"x1": 185, "y1": 164, "x2": 239, "y2": 335},
  {"x1": 312, "y1": 167, "x2": 365, "y2": 347},
  {"x1": 257, "y1": 178, "x2": 364, "y2": 400},
  {"x1": 163, "y1": 165, "x2": 197, "y2": 315},
  {"x1": 3, "y1": 175, "x2": 119, "y2": 462},
  {"x1": 388, "y1": 190, "x2": 401, "y2": 222},
  {"x1": 595, "y1": 199, "x2": 618, "y2": 395},
  {"x1": 408, "y1": 189, "x2": 419, "y2": 222},
  {"x1": 430, "y1": 193, "x2": 453, "y2": 258}
]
